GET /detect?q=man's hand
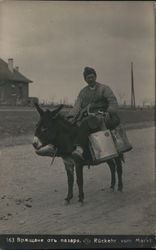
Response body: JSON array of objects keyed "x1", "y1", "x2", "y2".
[
  {"x1": 104, "y1": 112, "x2": 111, "y2": 123},
  {"x1": 66, "y1": 115, "x2": 77, "y2": 124}
]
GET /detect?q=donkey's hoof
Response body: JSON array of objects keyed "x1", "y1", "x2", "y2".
[
  {"x1": 118, "y1": 187, "x2": 123, "y2": 192},
  {"x1": 64, "y1": 195, "x2": 73, "y2": 203},
  {"x1": 78, "y1": 196, "x2": 84, "y2": 203},
  {"x1": 64, "y1": 199, "x2": 70, "y2": 205},
  {"x1": 78, "y1": 198, "x2": 84, "y2": 203},
  {"x1": 64, "y1": 197, "x2": 73, "y2": 205},
  {"x1": 110, "y1": 186, "x2": 115, "y2": 191},
  {"x1": 78, "y1": 193, "x2": 84, "y2": 203},
  {"x1": 78, "y1": 199, "x2": 84, "y2": 206}
]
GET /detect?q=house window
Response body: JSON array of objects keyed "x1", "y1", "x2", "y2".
[
  {"x1": 18, "y1": 86, "x2": 23, "y2": 99},
  {"x1": 11, "y1": 84, "x2": 16, "y2": 96}
]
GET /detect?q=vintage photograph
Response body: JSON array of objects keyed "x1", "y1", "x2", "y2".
[{"x1": 0, "y1": 0, "x2": 155, "y2": 248}]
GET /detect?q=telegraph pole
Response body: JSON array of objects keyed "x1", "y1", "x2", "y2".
[
  {"x1": 154, "y1": 2, "x2": 156, "y2": 109},
  {"x1": 131, "y1": 62, "x2": 136, "y2": 109}
]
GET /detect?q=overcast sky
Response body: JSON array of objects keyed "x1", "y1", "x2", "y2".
[{"x1": 0, "y1": 1, "x2": 155, "y2": 105}]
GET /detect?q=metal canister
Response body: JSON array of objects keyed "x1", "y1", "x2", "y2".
[
  {"x1": 111, "y1": 125, "x2": 133, "y2": 153},
  {"x1": 89, "y1": 130, "x2": 118, "y2": 165}
]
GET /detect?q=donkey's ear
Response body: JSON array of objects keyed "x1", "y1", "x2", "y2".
[
  {"x1": 34, "y1": 102, "x2": 44, "y2": 116},
  {"x1": 51, "y1": 104, "x2": 64, "y2": 117}
]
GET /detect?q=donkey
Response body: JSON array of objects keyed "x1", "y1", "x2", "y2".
[{"x1": 32, "y1": 103, "x2": 123, "y2": 203}]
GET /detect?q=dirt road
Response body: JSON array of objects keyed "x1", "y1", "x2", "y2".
[{"x1": 0, "y1": 127, "x2": 155, "y2": 235}]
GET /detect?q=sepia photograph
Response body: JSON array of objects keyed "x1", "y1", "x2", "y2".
[{"x1": 0, "y1": 0, "x2": 155, "y2": 249}]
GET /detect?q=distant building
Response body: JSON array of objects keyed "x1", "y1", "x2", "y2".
[{"x1": 0, "y1": 58, "x2": 34, "y2": 105}]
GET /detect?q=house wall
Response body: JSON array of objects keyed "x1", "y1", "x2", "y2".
[
  {"x1": 0, "y1": 81, "x2": 29, "y2": 105},
  {"x1": 0, "y1": 85, "x2": 6, "y2": 104},
  {"x1": 0, "y1": 81, "x2": 9, "y2": 104}
]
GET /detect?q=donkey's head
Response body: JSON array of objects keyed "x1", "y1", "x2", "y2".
[{"x1": 32, "y1": 103, "x2": 64, "y2": 150}]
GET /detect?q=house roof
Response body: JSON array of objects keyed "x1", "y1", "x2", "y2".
[{"x1": 0, "y1": 58, "x2": 33, "y2": 83}]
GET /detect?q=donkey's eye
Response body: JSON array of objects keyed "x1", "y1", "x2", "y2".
[
  {"x1": 35, "y1": 123, "x2": 39, "y2": 128},
  {"x1": 41, "y1": 127, "x2": 48, "y2": 132}
]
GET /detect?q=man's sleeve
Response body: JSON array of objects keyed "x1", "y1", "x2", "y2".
[
  {"x1": 67, "y1": 91, "x2": 82, "y2": 119},
  {"x1": 103, "y1": 85, "x2": 119, "y2": 113}
]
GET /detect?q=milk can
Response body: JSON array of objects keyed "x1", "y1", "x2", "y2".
[
  {"x1": 111, "y1": 124, "x2": 133, "y2": 154},
  {"x1": 89, "y1": 130, "x2": 118, "y2": 165}
]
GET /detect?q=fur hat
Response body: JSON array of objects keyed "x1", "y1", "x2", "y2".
[{"x1": 83, "y1": 67, "x2": 97, "y2": 80}]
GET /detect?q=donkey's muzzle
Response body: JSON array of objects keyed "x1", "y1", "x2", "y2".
[{"x1": 32, "y1": 136, "x2": 42, "y2": 150}]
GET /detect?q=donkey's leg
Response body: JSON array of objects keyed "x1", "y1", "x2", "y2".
[
  {"x1": 75, "y1": 163, "x2": 84, "y2": 203},
  {"x1": 63, "y1": 158, "x2": 74, "y2": 203},
  {"x1": 115, "y1": 157, "x2": 123, "y2": 192},
  {"x1": 107, "y1": 159, "x2": 116, "y2": 191}
]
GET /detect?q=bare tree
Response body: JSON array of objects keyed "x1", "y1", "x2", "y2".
[{"x1": 116, "y1": 89, "x2": 127, "y2": 105}]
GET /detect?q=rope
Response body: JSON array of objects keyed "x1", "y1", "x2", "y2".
[{"x1": 50, "y1": 148, "x2": 58, "y2": 167}]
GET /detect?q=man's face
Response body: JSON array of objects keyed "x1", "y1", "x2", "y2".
[{"x1": 85, "y1": 73, "x2": 96, "y2": 87}]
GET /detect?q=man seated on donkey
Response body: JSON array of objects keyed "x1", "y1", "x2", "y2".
[
  {"x1": 67, "y1": 66, "x2": 120, "y2": 162},
  {"x1": 34, "y1": 66, "x2": 120, "y2": 160}
]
